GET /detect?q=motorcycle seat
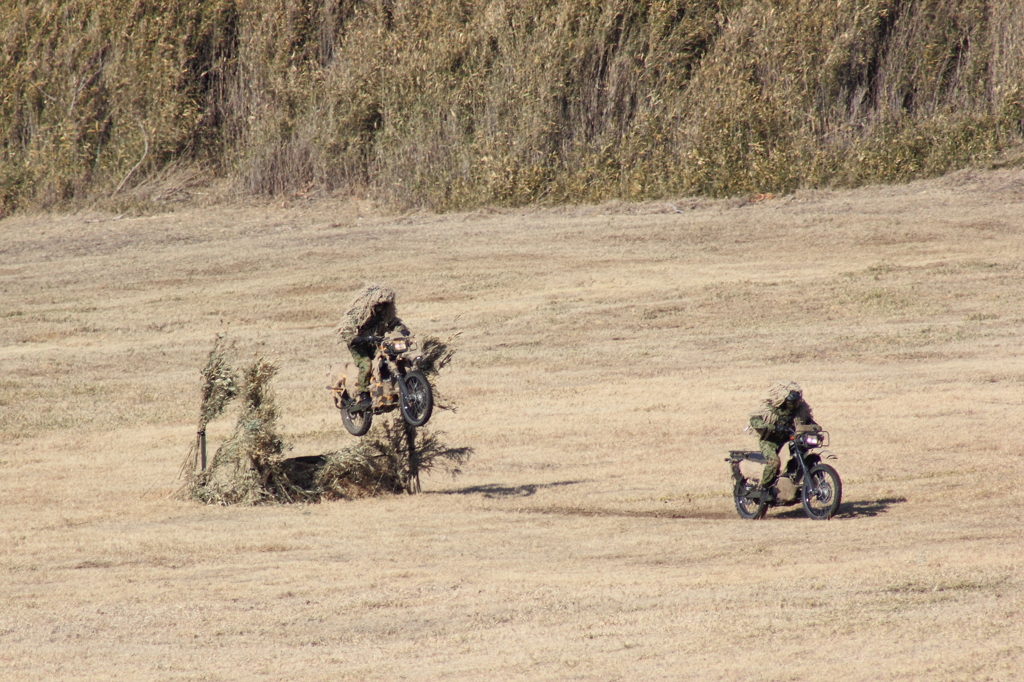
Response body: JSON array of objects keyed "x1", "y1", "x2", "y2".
[{"x1": 728, "y1": 450, "x2": 764, "y2": 462}]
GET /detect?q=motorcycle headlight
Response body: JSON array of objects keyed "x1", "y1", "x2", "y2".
[
  {"x1": 391, "y1": 339, "x2": 408, "y2": 353},
  {"x1": 806, "y1": 435, "x2": 821, "y2": 447}
]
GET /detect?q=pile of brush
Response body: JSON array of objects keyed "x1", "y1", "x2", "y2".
[{"x1": 181, "y1": 333, "x2": 470, "y2": 505}]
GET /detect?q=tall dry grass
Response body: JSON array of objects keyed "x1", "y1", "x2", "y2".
[{"x1": 2, "y1": 0, "x2": 1023, "y2": 216}]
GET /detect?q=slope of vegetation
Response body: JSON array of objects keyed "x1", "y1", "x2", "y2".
[{"x1": 2, "y1": 0, "x2": 1022, "y2": 216}]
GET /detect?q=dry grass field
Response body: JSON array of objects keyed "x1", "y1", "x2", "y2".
[{"x1": 2, "y1": 168, "x2": 1023, "y2": 680}]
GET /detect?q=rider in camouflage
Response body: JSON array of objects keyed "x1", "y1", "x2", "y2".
[
  {"x1": 336, "y1": 284, "x2": 409, "y2": 410},
  {"x1": 748, "y1": 381, "x2": 818, "y2": 501}
]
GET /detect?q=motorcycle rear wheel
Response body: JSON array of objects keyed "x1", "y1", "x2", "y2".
[
  {"x1": 734, "y1": 481, "x2": 768, "y2": 520},
  {"x1": 341, "y1": 405, "x2": 373, "y2": 437},
  {"x1": 399, "y1": 370, "x2": 433, "y2": 427},
  {"x1": 802, "y1": 464, "x2": 842, "y2": 520}
]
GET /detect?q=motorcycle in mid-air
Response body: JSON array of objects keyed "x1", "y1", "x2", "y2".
[
  {"x1": 327, "y1": 333, "x2": 433, "y2": 436},
  {"x1": 726, "y1": 425, "x2": 842, "y2": 520}
]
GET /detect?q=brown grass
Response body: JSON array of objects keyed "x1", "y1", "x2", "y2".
[{"x1": 2, "y1": 168, "x2": 1024, "y2": 679}]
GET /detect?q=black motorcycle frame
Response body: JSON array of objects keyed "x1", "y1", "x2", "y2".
[{"x1": 727, "y1": 429, "x2": 842, "y2": 520}]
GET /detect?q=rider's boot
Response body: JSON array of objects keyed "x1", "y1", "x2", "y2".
[
  {"x1": 757, "y1": 482, "x2": 777, "y2": 504},
  {"x1": 349, "y1": 391, "x2": 371, "y2": 411}
]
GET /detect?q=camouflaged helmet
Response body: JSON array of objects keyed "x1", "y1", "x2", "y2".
[
  {"x1": 342, "y1": 283, "x2": 397, "y2": 329},
  {"x1": 750, "y1": 381, "x2": 810, "y2": 436},
  {"x1": 766, "y1": 381, "x2": 802, "y2": 408}
]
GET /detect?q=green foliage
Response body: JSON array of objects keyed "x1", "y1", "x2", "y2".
[
  {"x1": 197, "y1": 333, "x2": 238, "y2": 431},
  {"x1": 316, "y1": 419, "x2": 473, "y2": 499},
  {"x1": 188, "y1": 356, "x2": 292, "y2": 505},
  {"x1": 3, "y1": 0, "x2": 1023, "y2": 216},
  {"x1": 415, "y1": 332, "x2": 459, "y2": 411}
]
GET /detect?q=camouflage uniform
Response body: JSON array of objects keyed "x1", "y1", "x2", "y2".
[
  {"x1": 336, "y1": 284, "x2": 409, "y2": 394},
  {"x1": 748, "y1": 381, "x2": 817, "y2": 489}
]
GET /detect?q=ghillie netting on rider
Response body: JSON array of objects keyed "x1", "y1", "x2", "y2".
[
  {"x1": 180, "y1": 333, "x2": 471, "y2": 504},
  {"x1": 748, "y1": 380, "x2": 809, "y2": 434}
]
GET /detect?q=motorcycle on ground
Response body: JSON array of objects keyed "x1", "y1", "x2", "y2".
[
  {"x1": 726, "y1": 425, "x2": 842, "y2": 520},
  {"x1": 327, "y1": 333, "x2": 433, "y2": 436}
]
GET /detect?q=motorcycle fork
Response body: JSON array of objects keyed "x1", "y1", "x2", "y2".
[
  {"x1": 379, "y1": 357, "x2": 412, "y2": 405},
  {"x1": 792, "y1": 448, "x2": 816, "y2": 492},
  {"x1": 394, "y1": 369, "x2": 411, "y2": 405},
  {"x1": 371, "y1": 357, "x2": 401, "y2": 406}
]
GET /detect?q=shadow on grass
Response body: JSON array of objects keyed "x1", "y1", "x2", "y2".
[
  {"x1": 525, "y1": 505, "x2": 735, "y2": 520},
  {"x1": 429, "y1": 480, "x2": 586, "y2": 498},
  {"x1": 835, "y1": 496, "x2": 908, "y2": 518},
  {"x1": 772, "y1": 496, "x2": 908, "y2": 519}
]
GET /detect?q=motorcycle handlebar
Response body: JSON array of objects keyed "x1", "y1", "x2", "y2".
[
  {"x1": 353, "y1": 333, "x2": 412, "y2": 346},
  {"x1": 353, "y1": 335, "x2": 384, "y2": 345}
]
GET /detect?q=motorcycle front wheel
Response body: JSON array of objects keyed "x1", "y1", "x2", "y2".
[
  {"x1": 734, "y1": 480, "x2": 768, "y2": 520},
  {"x1": 341, "y1": 405, "x2": 372, "y2": 437},
  {"x1": 399, "y1": 370, "x2": 433, "y2": 427},
  {"x1": 802, "y1": 464, "x2": 842, "y2": 520}
]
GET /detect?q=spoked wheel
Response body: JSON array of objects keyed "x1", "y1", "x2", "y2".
[
  {"x1": 341, "y1": 404, "x2": 373, "y2": 436},
  {"x1": 802, "y1": 464, "x2": 842, "y2": 520},
  {"x1": 734, "y1": 480, "x2": 768, "y2": 520},
  {"x1": 399, "y1": 370, "x2": 433, "y2": 427}
]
